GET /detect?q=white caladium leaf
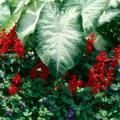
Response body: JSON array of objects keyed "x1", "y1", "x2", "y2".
[
  {"x1": 0, "y1": 0, "x2": 26, "y2": 31},
  {"x1": 62, "y1": 0, "x2": 85, "y2": 7},
  {"x1": 11, "y1": 0, "x2": 26, "y2": 23},
  {"x1": 17, "y1": 0, "x2": 44, "y2": 39},
  {"x1": 34, "y1": 3, "x2": 84, "y2": 78},
  {"x1": 98, "y1": 9, "x2": 120, "y2": 25},
  {"x1": 0, "y1": 2, "x2": 11, "y2": 31},
  {"x1": 8, "y1": 0, "x2": 30, "y2": 9},
  {"x1": 94, "y1": 32, "x2": 109, "y2": 51},
  {"x1": 109, "y1": 0, "x2": 120, "y2": 8},
  {"x1": 40, "y1": 0, "x2": 55, "y2": 2},
  {"x1": 62, "y1": 0, "x2": 110, "y2": 34},
  {"x1": 82, "y1": 0, "x2": 109, "y2": 34},
  {"x1": 0, "y1": 0, "x2": 5, "y2": 5}
]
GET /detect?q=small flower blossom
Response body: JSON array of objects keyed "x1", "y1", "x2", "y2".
[
  {"x1": 66, "y1": 107, "x2": 74, "y2": 120},
  {"x1": 68, "y1": 74, "x2": 83, "y2": 95},
  {"x1": 12, "y1": 74, "x2": 22, "y2": 86},
  {"x1": 30, "y1": 61, "x2": 50, "y2": 80},
  {"x1": 68, "y1": 75, "x2": 77, "y2": 95},
  {"x1": 109, "y1": 57, "x2": 119, "y2": 68},
  {"x1": 95, "y1": 51, "x2": 110, "y2": 63},
  {"x1": 113, "y1": 44, "x2": 120, "y2": 59},
  {"x1": 19, "y1": 104, "x2": 25, "y2": 110},
  {"x1": 8, "y1": 85, "x2": 18, "y2": 95},
  {"x1": 39, "y1": 73, "x2": 48, "y2": 80},
  {"x1": 86, "y1": 46, "x2": 120, "y2": 94},
  {"x1": 13, "y1": 39, "x2": 26, "y2": 58},
  {"x1": 0, "y1": 25, "x2": 25, "y2": 57},
  {"x1": 6, "y1": 109, "x2": 13, "y2": 117},
  {"x1": 86, "y1": 33, "x2": 95, "y2": 53},
  {"x1": 77, "y1": 80, "x2": 83, "y2": 87}
]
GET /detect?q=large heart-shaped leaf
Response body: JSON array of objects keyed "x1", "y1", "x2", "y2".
[
  {"x1": 40, "y1": 0, "x2": 55, "y2": 2},
  {"x1": 0, "y1": 0, "x2": 5, "y2": 5},
  {"x1": 0, "y1": 0, "x2": 25, "y2": 32},
  {"x1": 0, "y1": 2, "x2": 10, "y2": 31},
  {"x1": 82, "y1": 0, "x2": 109, "y2": 34},
  {"x1": 94, "y1": 32, "x2": 110, "y2": 51},
  {"x1": 62, "y1": 0, "x2": 85, "y2": 7},
  {"x1": 17, "y1": 0, "x2": 45, "y2": 39},
  {"x1": 62, "y1": 0, "x2": 110, "y2": 34},
  {"x1": 98, "y1": 9, "x2": 120, "y2": 25},
  {"x1": 34, "y1": 3, "x2": 84, "y2": 78},
  {"x1": 109, "y1": 0, "x2": 120, "y2": 8}
]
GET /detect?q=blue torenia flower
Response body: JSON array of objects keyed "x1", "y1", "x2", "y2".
[
  {"x1": 19, "y1": 103, "x2": 25, "y2": 110},
  {"x1": 6, "y1": 109, "x2": 13, "y2": 117},
  {"x1": 66, "y1": 107, "x2": 74, "y2": 120}
]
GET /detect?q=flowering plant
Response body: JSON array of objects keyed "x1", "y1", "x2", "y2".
[{"x1": 0, "y1": 0, "x2": 120, "y2": 120}]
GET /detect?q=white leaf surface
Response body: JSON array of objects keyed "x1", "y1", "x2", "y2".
[{"x1": 35, "y1": 3, "x2": 84, "y2": 77}]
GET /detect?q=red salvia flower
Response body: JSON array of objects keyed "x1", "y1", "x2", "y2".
[
  {"x1": 13, "y1": 39, "x2": 26, "y2": 58},
  {"x1": 8, "y1": 85, "x2": 18, "y2": 95},
  {"x1": 86, "y1": 33, "x2": 95, "y2": 53},
  {"x1": 8, "y1": 25, "x2": 17, "y2": 41},
  {"x1": 30, "y1": 61, "x2": 50, "y2": 80},
  {"x1": 39, "y1": 73, "x2": 48, "y2": 80},
  {"x1": 0, "y1": 25, "x2": 25, "y2": 57},
  {"x1": 30, "y1": 69, "x2": 38, "y2": 79},
  {"x1": 86, "y1": 45, "x2": 120, "y2": 95},
  {"x1": 113, "y1": 44, "x2": 120, "y2": 59},
  {"x1": 12, "y1": 74, "x2": 22, "y2": 86},
  {"x1": 95, "y1": 51, "x2": 110, "y2": 63},
  {"x1": 68, "y1": 74, "x2": 83, "y2": 95},
  {"x1": 109, "y1": 57, "x2": 119, "y2": 68},
  {"x1": 77, "y1": 80, "x2": 83, "y2": 87},
  {"x1": 68, "y1": 75, "x2": 77, "y2": 95}
]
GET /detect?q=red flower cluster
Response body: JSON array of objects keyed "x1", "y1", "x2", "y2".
[
  {"x1": 12, "y1": 74, "x2": 22, "y2": 86},
  {"x1": 86, "y1": 33, "x2": 95, "y2": 53},
  {"x1": 0, "y1": 25, "x2": 25, "y2": 58},
  {"x1": 95, "y1": 52, "x2": 110, "y2": 62},
  {"x1": 65, "y1": 43, "x2": 119, "y2": 95},
  {"x1": 109, "y1": 44, "x2": 120, "y2": 68},
  {"x1": 68, "y1": 74, "x2": 83, "y2": 95},
  {"x1": 8, "y1": 85, "x2": 18, "y2": 96},
  {"x1": 8, "y1": 74, "x2": 22, "y2": 95},
  {"x1": 30, "y1": 61, "x2": 50, "y2": 80},
  {"x1": 86, "y1": 46, "x2": 120, "y2": 94},
  {"x1": 113, "y1": 44, "x2": 120, "y2": 59}
]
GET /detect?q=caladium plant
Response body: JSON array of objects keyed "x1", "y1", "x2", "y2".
[
  {"x1": 0, "y1": 0, "x2": 120, "y2": 78},
  {"x1": 34, "y1": 3, "x2": 84, "y2": 77},
  {"x1": 0, "y1": 0, "x2": 120, "y2": 119}
]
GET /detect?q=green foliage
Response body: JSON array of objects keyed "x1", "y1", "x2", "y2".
[
  {"x1": 0, "y1": 0, "x2": 120, "y2": 120},
  {"x1": 0, "y1": 49, "x2": 120, "y2": 119}
]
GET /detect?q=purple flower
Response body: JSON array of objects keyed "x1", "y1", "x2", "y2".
[
  {"x1": 66, "y1": 118, "x2": 74, "y2": 120},
  {"x1": 19, "y1": 104, "x2": 25, "y2": 110},
  {"x1": 66, "y1": 107, "x2": 74, "y2": 120},
  {"x1": 6, "y1": 110, "x2": 13, "y2": 117},
  {"x1": 68, "y1": 107, "x2": 74, "y2": 113},
  {"x1": 68, "y1": 113, "x2": 74, "y2": 118}
]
